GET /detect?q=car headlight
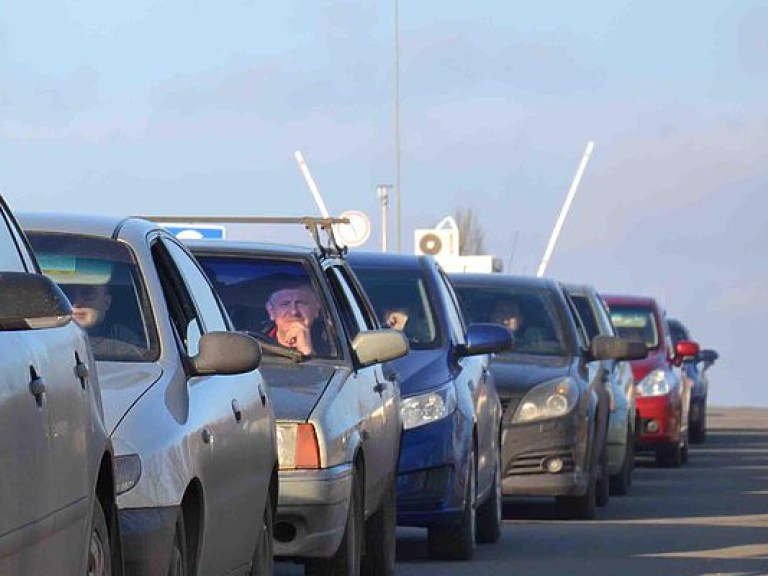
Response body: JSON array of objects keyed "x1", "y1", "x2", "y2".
[
  {"x1": 512, "y1": 377, "x2": 578, "y2": 424},
  {"x1": 276, "y1": 423, "x2": 321, "y2": 470},
  {"x1": 115, "y1": 454, "x2": 142, "y2": 495},
  {"x1": 401, "y1": 382, "x2": 457, "y2": 430},
  {"x1": 636, "y1": 369, "x2": 670, "y2": 396}
]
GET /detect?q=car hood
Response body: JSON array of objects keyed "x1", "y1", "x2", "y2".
[
  {"x1": 388, "y1": 349, "x2": 453, "y2": 396},
  {"x1": 490, "y1": 354, "x2": 573, "y2": 398},
  {"x1": 97, "y1": 362, "x2": 164, "y2": 435},
  {"x1": 628, "y1": 351, "x2": 666, "y2": 382},
  {"x1": 259, "y1": 362, "x2": 337, "y2": 421}
]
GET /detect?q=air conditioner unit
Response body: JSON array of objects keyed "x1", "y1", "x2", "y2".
[{"x1": 414, "y1": 229, "x2": 459, "y2": 257}]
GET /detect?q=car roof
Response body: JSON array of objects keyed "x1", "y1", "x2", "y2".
[
  {"x1": 18, "y1": 211, "x2": 161, "y2": 240},
  {"x1": 602, "y1": 293, "x2": 657, "y2": 307},
  {"x1": 449, "y1": 272, "x2": 560, "y2": 292},
  {"x1": 346, "y1": 251, "x2": 431, "y2": 270},
  {"x1": 186, "y1": 239, "x2": 318, "y2": 259}
]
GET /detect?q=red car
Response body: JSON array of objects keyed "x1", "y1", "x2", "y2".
[{"x1": 603, "y1": 294, "x2": 700, "y2": 467}]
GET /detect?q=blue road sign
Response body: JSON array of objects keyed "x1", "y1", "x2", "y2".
[{"x1": 160, "y1": 223, "x2": 226, "y2": 240}]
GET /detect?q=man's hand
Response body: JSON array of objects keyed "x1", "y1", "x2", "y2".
[{"x1": 281, "y1": 321, "x2": 313, "y2": 355}]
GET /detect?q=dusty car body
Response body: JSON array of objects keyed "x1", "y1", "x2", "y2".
[
  {"x1": 564, "y1": 283, "x2": 647, "y2": 495},
  {"x1": 22, "y1": 213, "x2": 277, "y2": 576},
  {"x1": 191, "y1": 240, "x2": 408, "y2": 576},
  {"x1": 0, "y1": 196, "x2": 119, "y2": 576}
]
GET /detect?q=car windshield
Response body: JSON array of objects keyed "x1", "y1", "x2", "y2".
[
  {"x1": 453, "y1": 284, "x2": 568, "y2": 356},
  {"x1": 350, "y1": 268, "x2": 439, "y2": 350},
  {"x1": 27, "y1": 232, "x2": 159, "y2": 362},
  {"x1": 608, "y1": 305, "x2": 660, "y2": 349},
  {"x1": 196, "y1": 255, "x2": 340, "y2": 359}
]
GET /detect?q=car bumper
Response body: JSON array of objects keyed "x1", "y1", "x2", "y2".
[
  {"x1": 273, "y1": 464, "x2": 352, "y2": 560},
  {"x1": 499, "y1": 410, "x2": 590, "y2": 497},
  {"x1": 396, "y1": 414, "x2": 467, "y2": 527},
  {"x1": 636, "y1": 395, "x2": 681, "y2": 447},
  {"x1": 119, "y1": 507, "x2": 179, "y2": 576}
]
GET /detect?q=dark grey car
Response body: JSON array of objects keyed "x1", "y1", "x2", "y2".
[
  {"x1": 0, "y1": 197, "x2": 119, "y2": 575},
  {"x1": 22, "y1": 213, "x2": 277, "y2": 576}
]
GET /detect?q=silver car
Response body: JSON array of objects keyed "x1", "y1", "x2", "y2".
[
  {"x1": 565, "y1": 283, "x2": 646, "y2": 495},
  {"x1": 190, "y1": 240, "x2": 408, "y2": 576},
  {"x1": 0, "y1": 196, "x2": 119, "y2": 576},
  {"x1": 21, "y1": 213, "x2": 277, "y2": 576}
]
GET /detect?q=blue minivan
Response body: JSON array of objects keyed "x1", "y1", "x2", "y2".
[{"x1": 348, "y1": 252, "x2": 511, "y2": 560}]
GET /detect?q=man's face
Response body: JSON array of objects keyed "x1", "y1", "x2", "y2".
[
  {"x1": 68, "y1": 284, "x2": 111, "y2": 329},
  {"x1": 266, "y1": 287, "x2": 320, "y2": 330}
]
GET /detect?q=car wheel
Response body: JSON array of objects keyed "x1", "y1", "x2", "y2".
[
  {"x1": 427, "y1": 446, "x2": 477, "y2": 560},
  {"x1": 655, "y1": 441, "x2": 682, "y2": 468},
  {"x1": 249, "y1": 495, "x2": 274, "y2": 576},
  {"x1": 361, "y1": 477, "x2": 396, "y2": 576},
  {"x1": 680, "y1": 429, "x2": 689, "y2": 464},
  {"x1": 690, "y1": 406, "x2": 707, "y2": 443},
  {"x1": 306, "y1": 472, "x2": 363, "y2": 576},
  {"x1": 86, "y1": 498, "x2": 112, "y2": 576},
  {"x1": 595, "y1": 437, "x2": 610, "y2": 507},
  {"x1": 609, "y1": 427, "x2": 633, "y2": 496},
  {"x1": 475, "y1": 449, "x2": 502, "y2": 544},
  {"x1": 168, "y1": 512, "x2": 188, "y2": 576}
]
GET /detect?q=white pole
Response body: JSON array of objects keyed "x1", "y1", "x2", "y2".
[
  {"x1": 294, "y1": 150, "x2": 331, "y2": 218},
  {"x1": 377, "y1": 185, "x2": 390, "y2": 252},
  {"x1": 536, "y1": 141, "x2": 595, "y2": 278}
]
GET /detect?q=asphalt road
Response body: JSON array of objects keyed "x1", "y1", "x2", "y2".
[{"x1": 276, "y1": 407, "x2": 768, "y2": 576}]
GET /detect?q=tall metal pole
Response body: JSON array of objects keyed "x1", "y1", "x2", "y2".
[
  {"x1": 377, "y1": 185, "x2": 390, "y2": 252},
  {"x1": 394, "y1": 0, "x2": 402, "y2": 252},
  {"x1": 536, "y1": 141, "x2": 595, "y2": 277}
]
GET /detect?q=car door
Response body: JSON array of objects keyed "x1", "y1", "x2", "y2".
[
  {"x1": 325, "y1": 263, "x2": 396, "y2": 508},
  {"x1": 152, "y1": 237, "x2": 270, "y2": 575}
]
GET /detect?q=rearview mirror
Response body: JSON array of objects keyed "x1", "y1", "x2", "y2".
[
  {"x1": 352, "y1": 329, "x2": 409, "y2": 367},
  {"x1": 591, "y1": 335, "x2": 648, "y2": 361},
  {"x1": 460, "y1": 323, "x2": 513, "y2": 357},
  {"x1": 698, "y1": 348, "x2": 718, "y2": 366},
  {"x1": 0, "y1": 272, "x2": 72, "y2": 331},
  {"x1": 191, "y1": 331, "x2": 262, "y2": 375},
  {"x1": 673, "y1": 340, "x2": 700, "y2": 367}
]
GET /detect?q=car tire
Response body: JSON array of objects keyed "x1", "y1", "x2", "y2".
[
  {"x1": 427, "y1": 446, "x2": 477, "y2": 561},
  {"x1": 475, "y1": 450, "x2": 502, "y2": 544},
  {"x1": 681, "y1": 430, "x2": 689, "y2": 464},
  {"x1": 249, "y1": 495, "x2": 274, "y2": 576},
  {"x1": 86, "y1": 498, "x2": 112, "y2": 576},
  {"x1": 690, "y1": 407, "x2": 707, "y2": 444},
  {"x1": 361, "y1": 477, "x2": 396, "y2": 576},
  {"x1": 655, "y1": 441, "x2": 682, "y2": 468},
  {"x1": 306, "y1": 472, "x2": 363, "y2": 576},
  {"x1": 595, "y1": 437, "x2": 610, "y2": 507},
  {"x1": 609, "y1": 427, "x2": 633, "y2": 496},
  {"x1": 168, "y1": 512, "x2": 189, "y2": 576}
]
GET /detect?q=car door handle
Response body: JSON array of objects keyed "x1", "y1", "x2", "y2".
[
  {"x1": 231, "y1": 399, "x2": 243, "y2": 423},
  {"x1": 30, "y1": 375, "x2": 46, "y2": 402},
  {"x1": 374, "y1": 381, "x2": 387, "y2": 395},
  {"x1": 258, "y1": 383, "x2": 267, "y2": 407}
]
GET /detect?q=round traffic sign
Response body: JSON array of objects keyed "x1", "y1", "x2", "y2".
[{"x1": 335, "y1": 210, "x2": 371, "y2": 247}]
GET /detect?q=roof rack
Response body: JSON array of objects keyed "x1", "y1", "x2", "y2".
[{"x1": 134, "y1": 215, "x2": 351, "y2": 258}]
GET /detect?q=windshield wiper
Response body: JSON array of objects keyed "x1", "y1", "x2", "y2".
[{"x1": 245, "y1": 331, "x2": 306, "y2": 363}]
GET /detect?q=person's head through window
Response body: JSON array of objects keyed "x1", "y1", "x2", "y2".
[
  {"x1": 383, "y1": 306, "x2": 410, "y2": 332},
  {"x1": 494, "y1": 299, "x2": 523, "y2": 334},
  {"x1": 68, "y1": 283, "x2": 112, "y2": 330},
  {"x1": 265, "y1": 282, "x2": 321, "y2": 355}
]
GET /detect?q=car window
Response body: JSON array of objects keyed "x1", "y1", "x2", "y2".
[
  {"x1": 326, "y1": 266, "x2": 367, "y2": 342},
  {"x1": 196, "y1": 254, "x2": 340, "y2": 359},
  {"x1": 28, "y1": 232, "x2": 159, "y2": 362},
  {"x1": 570, "y1": 294, "x2": 599, "y2": 342},
  {"x1": 0, "y1": 206, "x2": 27, "y2": 272},
  {"x1": 453, "y1": 283, "x2": 568, "y2": 356},
  {"x1": 608, "y1": 304, "x2": 660, "y2": 349},
  {"x1": 667, "y1": 321, "x2": 688, "y2": 345},
  {"x1": 352, "y1": 266, "x2": 440, "y2": 350},
  {"x1": 436, "y1": 268, "x2": 466, "y2": 346}
]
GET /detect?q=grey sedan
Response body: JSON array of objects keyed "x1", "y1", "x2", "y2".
[{"x1": 22, "y1": 213, "x2": 277, "y2": 576}]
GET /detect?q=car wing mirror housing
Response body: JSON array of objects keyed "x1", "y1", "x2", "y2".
[
  {"x1": 591, "y1": 335, "x2": 648, "y2": 361},
  {"x1": 0, "y1": 272, "x2": 72, "y2": 331},
  {"x1": 673, "y1": 340, "x2": 700, "y2": 367},
  {"x1": 698, "y1": 348, "x2": 719, "y2": 366},
  {"x1": 191, "y1": 331, "x2": 262, "y2": 375},
  {"x1": 352, "y1": 329, "x2": 409, "y2": 367},
  {"x1": 461, "y1": 323, "x2": 514, "y2": 357}
]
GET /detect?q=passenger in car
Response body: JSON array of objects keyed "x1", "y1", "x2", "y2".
[
  {"x1": 67, "y1": 283, "x2": 145, "y2": 358},
  {"x1": 493, "y1": 299, "x2": 546, "y2": 349},
  {"x1": 383, "y1": 306, "x2": 410, "y2": 331},
  {"x1": 264, "y1": 281, "x2": 329, "y2": 356}
]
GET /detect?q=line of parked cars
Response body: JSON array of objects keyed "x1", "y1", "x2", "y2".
[{"x1": 1, "y1": 194, "x2": 718, "y2": 575}]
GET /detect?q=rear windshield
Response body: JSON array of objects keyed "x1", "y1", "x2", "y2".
[
  {"x1": 453, "y1": 283, "x2": 568, "y2": 356},
  {"x1": 196, "y1": 254, "x2": 340, "y2": 359},
  {"x1": 608, "y1": 304, "x2": 660, "y2": 349},
  {"x1": 350, "y1": 268, "x2": 440, "y2": 350},
  {"x1": 27, "y1": 232, "x2": 159, "y2": 362}
]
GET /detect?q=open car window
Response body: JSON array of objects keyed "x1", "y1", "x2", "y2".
[{"x1": 27, "y1": 232, "x2": 159, "y2": 362}]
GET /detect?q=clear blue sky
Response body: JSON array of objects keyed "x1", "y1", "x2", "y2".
[{"x1": 2, "y1": 1, "x2": 767, "y2": 406}]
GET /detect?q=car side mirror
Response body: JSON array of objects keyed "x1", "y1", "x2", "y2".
[
  {"x1": 591, "y1": 335, "x2": 648, "y2": 361},
  {"x1": 460, "y1": 323, "x2": 513, "y2": 357},
  {"x1": 698, "y1": 348, "x2": 718, "y2": 366},
  {"x1": 352, "y1": 329, "x2": 409, "y2": 367},
  {"x1": 0, "y1": 271, "x2": 73, "y2": 331},
  {"x1": 673, "y1": 340, "x2": 700, "y2": 367},
  {"x1": 191, "y1": 331, "x2": 262, "y2": 375}
]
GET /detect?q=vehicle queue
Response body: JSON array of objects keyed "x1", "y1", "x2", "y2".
[{"x1": 0, "y1": 194, "x2": 718, "y2": 576}]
